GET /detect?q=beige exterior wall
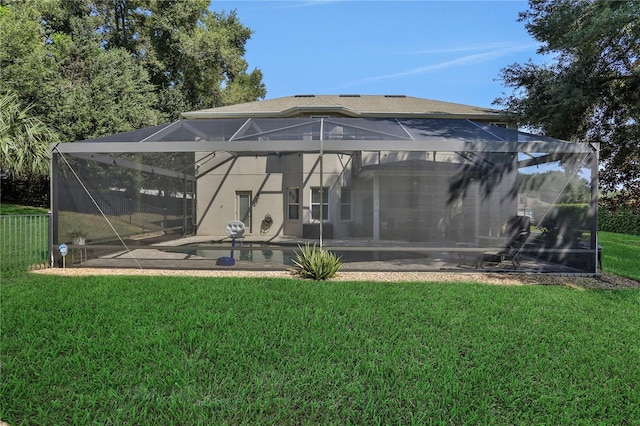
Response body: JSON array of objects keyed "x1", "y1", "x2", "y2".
[
  {"x1": 196, "y1": 152, "x2": 285, "y2": 236},
  {"x1": 195, "y1": 151, "x2": 355, "y2": 238},
  {"x1": 195, "y1": 150, "x2": 518, "y2": 242},
  {"x1": 300, "y1": 153, "x2": 353, "y2": 237}
]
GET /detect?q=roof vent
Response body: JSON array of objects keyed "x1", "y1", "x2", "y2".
[
  {"x1": 294, "y1": 94, "x2": 316, "y2": 97},
  {"x1": 384, "y1": 95, "x2": 407, "y2": 98},
  {"x1": 339, "y1": 94, "x2": 361, "y2": 97}
]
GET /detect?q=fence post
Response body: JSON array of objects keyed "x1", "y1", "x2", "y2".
[{"x1": 49, "y1": 212, "x2": 53, "y2": 267}]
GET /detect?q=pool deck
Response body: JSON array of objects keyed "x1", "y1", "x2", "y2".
[
  {"x1": 79, "y1": 235, "x2": 452, "y2": 271},
  {"x1": 65, "y1": 234, "x2": 582, "y2": 273},
  {"x1": 154, "y1": 234, "x2": 441, "y2": 248}
]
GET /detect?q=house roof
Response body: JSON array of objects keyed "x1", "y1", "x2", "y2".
[{"x1": 181, "y1": 94, "x2": 506, "y2": 120}]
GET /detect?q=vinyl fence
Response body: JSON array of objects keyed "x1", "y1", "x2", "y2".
[{"x1": 1, "y1": 214, "x2": 51, "y2": 274}]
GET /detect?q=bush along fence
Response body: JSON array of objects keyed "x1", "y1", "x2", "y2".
[
  {"x1": 599, "y1": 208, "x2": 640, "y2": 236},
  {"x1": 1, "y1": 214, "x2": 51, "y2": 274},
  {"x1": 532, "y1": 203, "x2": 640, "y2": 236}
]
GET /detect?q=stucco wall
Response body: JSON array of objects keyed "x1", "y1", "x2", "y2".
[
  {"x1": 195, "y1": 151, "x2": 518, "y2": 242},
  {"x1": 196, "y1": 153, "x2": 285, "y2": 236}
]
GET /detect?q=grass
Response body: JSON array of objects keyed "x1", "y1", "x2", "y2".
[
  {"x1": 1, "y1": 206, "x2": 50, "y2": 274},
  {"x1": 2, "y1": 274, "x2": 640, "y2": 425},
  {"x1": 599, "y1": 231, "x2": 640, "y2": 281},
  {"x1": 1, "y1": 203, "x2": 160, "y2": 241},
  {"x1": 0, "y1": 204, "x2": 47, "y2": 215},
  {"x1": 2, "y1": 203, "x2": 639, "y2": 422},
  {"x1": 58, "y1": 210, "x2": 153, "y2": 242}
]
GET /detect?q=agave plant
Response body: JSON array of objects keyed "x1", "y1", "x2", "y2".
[{"x1": 290, "y1": 243, "x2": 342, "y2": 280}]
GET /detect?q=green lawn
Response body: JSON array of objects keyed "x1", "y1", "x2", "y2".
[
  {"x1": 2, "y1": 203, "x2": 639, "y2": 423},
  {"x1": 2, "y1": 274, "x2": 639, "y2": 425},
  {"x1": 0, "y1": 204, "x2": 48, "y2": 215},
  {"x1": 57, "y1": 210, "x2": 156, "y2": 242},
  {"x1": 0, "y1": 204, "x2": 154, "y2": 275},
  {"x1": 1, "y1": 206, "x2": 50, "y2": 273},
  {"x1": 599, "y1": 231, "x2": 640, "y2": 281}
]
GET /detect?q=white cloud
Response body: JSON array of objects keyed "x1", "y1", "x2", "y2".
[
  {"x1": 344, "y1": 42, "x2": 538, "y2": 86},
  {"x1": 402, "y1": 42, "x2": 528, "y2": 55}
]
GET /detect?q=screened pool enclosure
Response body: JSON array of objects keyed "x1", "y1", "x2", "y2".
[{"x1": 51, "y1": 117, "x2": 600, "y2": 273}]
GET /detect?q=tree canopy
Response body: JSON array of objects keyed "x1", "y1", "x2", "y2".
[
  {"x1": 0, "y1": 0, "x2": 265, "y2": 204},
  {"x1": 519, "y1": 170, "x2": 590, "y2": 205},
  {"x1": 495, "y1": 0, "x2": 640, "y2": 212},
  {"x1": 0, "y1": 0, "x2": 266, "y2": 142}
]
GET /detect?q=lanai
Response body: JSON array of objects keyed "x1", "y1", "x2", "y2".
[{"x1": 50, "y1": 96, "x2": 600, "y2": 273}]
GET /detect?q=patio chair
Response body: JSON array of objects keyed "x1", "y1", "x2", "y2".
[{"x1": 497, "y1": 216, "x2": 531, "y2": 269}]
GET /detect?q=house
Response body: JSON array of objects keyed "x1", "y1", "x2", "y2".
[
  {"x1": 182, "y1": 95, "x2": 511, "y2": 242},
  {"x1": 51, "y1": 95, "x2": 600, "y2": 272}
]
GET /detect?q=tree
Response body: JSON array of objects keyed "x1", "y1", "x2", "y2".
[
  {"x1": 1, "y1": 1, "x2": 162, "y2": 142},
  {"x1": 519, "y1": 170, "x2": 590, "y2": 204},
  {"x1": 1, "y1": 1, "x2": 265, "y2": 206},
  {"x1": 0, "y1": 3, "x2": 55, "y2": 105},
  {"x1": 2, "y1": 0, "x2": 266, "y2": 135},
  {"x1": 495, "y1": 0, "x2": 640, "y2": 213},
  {"x1": 42, "y1": 23, "x2": 162, "y2": 142},
  {"x1": 0, "y1": 93, "x2": 56, "y2": 179},
  {"x1": 39, "y1": 0, "x2": 266, "y2": 120},
  {"x1": 142, "y1": 3, "x2": 266, "y2": 116}
]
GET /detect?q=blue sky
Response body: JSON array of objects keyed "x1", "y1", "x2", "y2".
[{"x1": 213, "y1": 1, "x2": 547, "y2": 109}]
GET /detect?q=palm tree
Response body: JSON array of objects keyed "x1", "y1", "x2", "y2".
[{"x1": 0, "y1": 93, "x2": 56, "y2": 179}]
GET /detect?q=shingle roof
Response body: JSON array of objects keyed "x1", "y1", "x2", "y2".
[{"x1": 181, "y1": 95, "x2": 505, "y2": 120}]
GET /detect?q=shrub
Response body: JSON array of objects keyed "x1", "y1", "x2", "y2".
[
  {"x1": 533, "y1": 204, "x2": 591, "y2": 230},
  {"x1": 599, "y1": 208, "x2": 640, "y2": 235},
  {"x1": 290, "y1": 243, "x2": 342, "y2": 280}
]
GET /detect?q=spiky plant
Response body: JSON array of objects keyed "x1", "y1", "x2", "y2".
[{"x1": 290, "y1": 243, "x2": 342, "y2": 280}]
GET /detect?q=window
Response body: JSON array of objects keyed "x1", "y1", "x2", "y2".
[
  {"x1": 340, "y1": 187, "x2": 352, "y2": 221},
  {"x1": 311, "y1": 186, "x2": 329, "y2": 221},
  {"x1": 287, "y1": 187, "x2": 300, "y2": 220}
]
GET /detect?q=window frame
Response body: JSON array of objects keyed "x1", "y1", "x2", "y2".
[
  {"x1": 340, "y1": 186, "x2": 352, "y2": 221},
  {"x1": 310, "y1": 186, "x2": 329, "y2": 221},
  {"x1": 287, "y1": 187, "x2": 300, "y2": 221}
]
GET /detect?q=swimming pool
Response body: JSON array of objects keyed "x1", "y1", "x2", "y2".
[{"x1": 163, "y1": 243, "x2": 430, "y2": 266}]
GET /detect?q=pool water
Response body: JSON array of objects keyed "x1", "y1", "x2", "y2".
[{"x1": 164, "y1": 245, "x2": 428, "y2": 266}]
